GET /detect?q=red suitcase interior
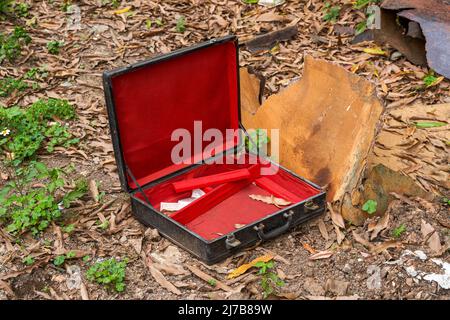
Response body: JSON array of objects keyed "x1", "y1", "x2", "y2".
[{"x1": 108, "y1": 39, "x2": 321, "y2": 241}]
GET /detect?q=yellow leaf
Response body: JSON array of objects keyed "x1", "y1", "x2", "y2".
[
  {"x1": 226, "y1": 254, "x2": 274, "y2": 279},
  {"x1": 363, "y1": 47, "x2": 387, "y2": 56},
  {"x1": 114, "y1": 7, "x2": 131, "y2": 15}
]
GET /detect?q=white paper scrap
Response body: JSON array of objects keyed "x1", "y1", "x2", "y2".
[{"x1": 160, "y1": 189, "x2": 206, "y2": 212}]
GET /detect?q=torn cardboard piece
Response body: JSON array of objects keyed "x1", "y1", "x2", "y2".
[
  {"x1": 239, "y1": 67, "x2": 265, "y2": 123},
  {"x1": 241, "y1": 56, "x2": 384, "y2": 206}
]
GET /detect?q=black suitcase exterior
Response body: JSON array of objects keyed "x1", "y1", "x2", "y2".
[{"x1": 103, "y1": 35, "x2": 326, "y2": 265}]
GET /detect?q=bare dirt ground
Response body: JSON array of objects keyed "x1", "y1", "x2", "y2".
[{"x1": 0, "y1": 0, "x2": 449, "y2": 300}]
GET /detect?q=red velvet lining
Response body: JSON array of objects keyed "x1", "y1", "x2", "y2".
[
  {"x1": 135, "y1": 156, "x2": 320, "y2": 240},
  {"x1": 110, "y1": 41, "x2": 239, "y2": 189},
  {"x1": 172, "y1": 168, "x2": 252, "y2": 193}
]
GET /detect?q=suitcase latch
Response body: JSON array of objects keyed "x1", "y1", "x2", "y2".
[
  {"x1": 304, "y1": 201, "x2": 320, "y2": 212},
  {"x1": 225, "y1": 234, "x2": 241, "y2": 250}
]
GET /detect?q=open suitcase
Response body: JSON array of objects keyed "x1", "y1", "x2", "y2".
[{"x1": 103, "y1": 35, "x2": 326, "y2": 264}]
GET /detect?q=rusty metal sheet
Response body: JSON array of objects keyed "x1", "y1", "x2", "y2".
[
  {"x1": 353, "y1": 9, "x2": 427, "y2": 66},
  {"x1": 381, "y1": 0, "x2": 450, "y2": 78}
]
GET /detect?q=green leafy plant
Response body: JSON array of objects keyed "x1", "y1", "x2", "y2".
[
  {"x1": 47, "y1": 40, "x2": 63, "y2": 55},
  {"x1": 53, "y1": 255, "x2": 66, "y2": 266},
  {"x1": 208, "y1": 279, "x2": 217, "y2": 287},
  {"x1": 0, "y1": 26, "x2": 31, "y2": 63},
  {"x1": 392, "y1": 224, "x2": 406, "y2": 238},
  {"x1": 442, "y1": 197, "x2": 450, "y2": 206},
  {"x1": 23, "y1": 255, "x2": 34, "y2": 265},
  {"x1": 146, "y1": 18, "x2": 163, "y2": 29},
  {"x1": 323, "y1": 2, "x2": 340, "y2": 23},
  {"x1": 354, "y1": 1, "x2": 382, "y2": 35},
  {"x1": 12, "y1": 2, "x2": 28, "y2": 17},
  {"x1": 423, "y1": 74, "x2": 438, "y2": 87},
  {"x1": 62, "y1": 223, "x2": 75, "y2": 234},
  {"x1": 0, "y1": 67, "x2": 46, "y2": 97},
  {"x1": 362, "y1": 199, "x2": 377, "y2": 214},
  {"x1": 0, "y1": 77, "x2": 28, "y2": 97},
  {"x1": 86, "y1": 258, "x2": 128, "y2": 292},
  {"x1": 176, "y1": 16, "x2": 186, "y2": 33},
  {"x1": 242, "y1": 0, "x2": 259, "y2": 3},
  {"x1": 98, "y1": 220, "x2": 109, "y2": 230},
  {"x1": 245, "y1": 129, "x2": 270, "y2": 154},
  {"x1": 0, "y1": 0, "x2": 13, "y2": 14},
  {"x1": 0, "y1": 162, "x2": 87, "y2": 235},
  {"x1": 62, "y1": 180, "x2": 88, "y2": 208},
  {"x1": 422, "y1": 71, "x2": 443, "y2": 88},
  {"x1": 0, "y1": 98, "x2": 78, "y2": 166},
  {"x1": 0, "y1": 0, "x2": 28, "y2": 17},
  {"x1": 53, "y1": 251, "x2": 77, "y2": 266},
  {"x1": 254, "y1": 260, "x2": 284, "y2": 299},
  {"x1": 353, "y1": 0, "x2": 381, "y2": 10},
  {"x1": 61, "y1": 0, "x2": 72, "y2": 12},
  {"x1": 355, "y1": 10, "x2": 377, "y2": 35},
  {"x1": 101, "y1": 0, "x2": 119, "y2": 8}
]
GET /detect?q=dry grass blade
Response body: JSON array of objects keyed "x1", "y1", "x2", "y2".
[
  {"x1": 149, "y1": 265, "x2": 181, "y2": 295},
  {"x1": 80, "y1": 282, "x2": 89, "y2": 300},
  {"x1": 309, "y1": 250, "x2": 334, "y2": 260},
  {"x1": 187, "y1": 265, "x2": 233, "y2": 292},
  {"x1": 327, "y1": 203, "x2": 345, "y2": 229},
  {"x1": 317, "y1": 219, "x2": 329, "y2": 240}
]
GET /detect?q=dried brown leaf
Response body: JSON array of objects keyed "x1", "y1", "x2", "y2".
[
  {"x1": 421, "y1": 219, "x2": 443, "y2": 254},
  {"x1": 352, "y1": 231, "x2": 373, "y2": 249},
  {"x1": 88, "y1": 179, "x2": 99, "y2": 203},
  {"x1": 369, "y1": 211, "x2": 390, "y2": 240},
  {"x1": 187, "y1": 265, "x2": 233, "y2": 292},
  {"x1": 317, "y1": 219, "x2": 329, "y2": 240},
  {"x1": 149, "y1": 265, "x2": 181, "y2": 295},
  {"x1": 309, "y1": 250, "x2": 334, "y2": 260},
  {"x1": 328, "y1": 203, "x2": 345, "y2": 229},
  {"x1": 249, "y1": 194, "x2": 291, "y2": 208}
]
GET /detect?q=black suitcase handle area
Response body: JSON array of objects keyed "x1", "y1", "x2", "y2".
[{"x1": 254, "y1": 210, "x2": 294, "y2": 241}]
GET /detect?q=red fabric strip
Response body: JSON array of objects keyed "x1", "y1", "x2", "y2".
[
  {"x1": 170, "y1": 178, "x2": 254, "y2": 225},
  {"x1": 255, "y1": 176, "x2": 302, "y2": 203},
  {"x1": 172, "y1": 168, "x2": 251, "y2": 193},
  {"x1": 170, "y1": 164, "x2": 261, "y2": 225}
]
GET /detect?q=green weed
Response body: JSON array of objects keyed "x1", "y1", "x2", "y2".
[
  {"x1": 0, "y1": 27, "x2": 31, "y2": 63},
  {"x1": 86, "y1": 258, "x2": 128, "y2": 292},
  {"x1": 323, "y1": 2, "x2": 340, "y2": 23},
  {"x1": 0, "y1": 98, "x2": 78, "y2": 166},
  {"x1": 176, "y1": 16, "x2": 186, "y2": 33},
  {"x1": 0, "y1": 162, "x2": 87, "y2": 235},
  {"x1": 392, "y1": 224, "x2": 406, "y2": 238},
  {"x1": 254, "y1": 260, "x2": 284, "y2": 299},
  {"x1": 245, "y1": 129, "x2": 270, "y2": 154},
  {"x1": 23, "y1": 255, "x2": 34, "y2": 265},
  {"x1": 47, "y1": 40, "x2": 63, "y2": 55},
  {"x1": 362, "y1": 199, "x2": 377, "y2": 214}
]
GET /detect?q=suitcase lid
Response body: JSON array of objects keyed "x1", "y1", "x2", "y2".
[{"x1": 103, "y1": 36, "x2": 241, "y2": 193}]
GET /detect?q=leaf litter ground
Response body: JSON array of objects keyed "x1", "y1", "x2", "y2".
[{"x1": 0, "y1": 0, "x2": 448, "y2": 300}]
